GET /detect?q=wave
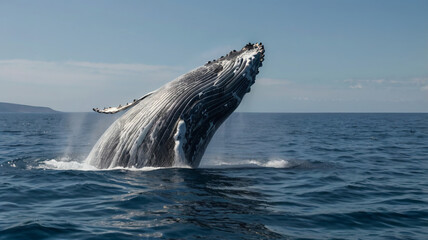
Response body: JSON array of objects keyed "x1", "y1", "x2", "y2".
[
  {"x1": 38, "y1": 158, "x2": 97, "y2": 171},
  {"x1": 36, "y1": 157, "x2": 294, "y2": 171},
  {"x1": 37, "y1": 156, "x2": 168, "y2": 172},
  {"x1": 201, "y1": 158, "x2": 295, "y2": 169}
]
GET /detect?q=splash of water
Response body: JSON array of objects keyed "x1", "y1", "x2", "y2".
[
  {"x1": 38, "y1": 156, "x2": 178, "y2": 171},
  {"x1": 63, "y1": 113, "x2": 88, "y2": 157},
  {"x1": 37, "y1": 156, "x2": 292, "y2": 171},
  {"x1": 201, "y1": 158, "x2": 293, "y2": 169}
]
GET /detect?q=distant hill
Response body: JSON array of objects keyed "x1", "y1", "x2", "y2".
[{"x1": 0, "y1": 102, "x2": 58, "y2": 113}]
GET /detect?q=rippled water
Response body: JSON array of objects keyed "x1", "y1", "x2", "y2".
[{"x1": 0, "y1": 113, "x2": 427, "y2": 239}]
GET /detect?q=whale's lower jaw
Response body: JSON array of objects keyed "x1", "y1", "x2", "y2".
[{"x1": 86, "y1": 43, "x2": 264, "y2": 169}]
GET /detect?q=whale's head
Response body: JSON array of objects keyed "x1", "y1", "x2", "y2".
[
  {"x1": 205, "y1": 42, "x2": 265, "y2": 101},
  {"x1": 193, "y1": 42, "x2": 265, "y2": 112},
  {"x1": 177, "y1": 42, "x2": 265, "y2": 167}
]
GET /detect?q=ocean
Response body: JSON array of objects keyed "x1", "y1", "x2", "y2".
[{"x1": 0, "y1": 112, "x2": 427, "y2": 239}]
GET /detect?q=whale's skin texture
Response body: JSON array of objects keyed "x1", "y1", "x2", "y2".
[{"x1": 86, "y1": 43, "x2": 265, "y2": 169}]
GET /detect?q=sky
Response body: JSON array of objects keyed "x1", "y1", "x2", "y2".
[{"x1": 0, "y1": 0, "x2": 427, "y2": 112}]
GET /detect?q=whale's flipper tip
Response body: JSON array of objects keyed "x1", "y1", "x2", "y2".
[
  {"x1": 93, "y1": 106, "x2": 123, "y2": 114},
  {"x1": 92, "y1": 91, "x2": 155, "y2": 114}
]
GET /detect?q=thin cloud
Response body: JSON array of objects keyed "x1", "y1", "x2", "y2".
[
  {"x1": 67, "y1": 61, "x2": 181, "y2": 75},
  {"x1": 350, "y1": 83, "x2": 363, "y2": 89},
  {"x1": 257, "y1": 78, "x2": 291, "y2": 86},
  {"x1": 412, "y1": 77, "x2": 428, "y2": 85},
  {"x1": 292, "y1": 96, "x2": 310, "y2": 101},
  {"x1": 344, "y1": 77, "x2": 428, "y2": 87},
  {"x1": 0, "y1": 59, "x2": 183, "y2": 86},
  {"x1": 344, "y1": 78, "x2": 385, "y2": 84}
]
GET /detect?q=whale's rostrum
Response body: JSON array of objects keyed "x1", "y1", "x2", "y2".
[{"x1": 86, "y1": 42, "x2": 265, "y2": 168}]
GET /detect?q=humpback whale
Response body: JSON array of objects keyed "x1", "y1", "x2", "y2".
[{"x1": 86, "y1": 42, "x2": 265, "y2": 168}]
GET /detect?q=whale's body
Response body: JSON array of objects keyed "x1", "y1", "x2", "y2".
[{"x1": 86, "y1": 43, "x2": 265, "y2": 168}]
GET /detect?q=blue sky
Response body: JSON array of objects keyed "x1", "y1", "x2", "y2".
[{"x1": 1, "y1": 0, "x2": 427, "y2": 112}]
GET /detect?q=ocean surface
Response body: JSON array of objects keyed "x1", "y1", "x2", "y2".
[{"x1": 0, "y1": 112, "x2": 427, "y2": 240}]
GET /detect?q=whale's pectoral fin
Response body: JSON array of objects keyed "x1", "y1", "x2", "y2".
[{"x1": 92, "y1": 92, "x2": 154, "y2": 114}]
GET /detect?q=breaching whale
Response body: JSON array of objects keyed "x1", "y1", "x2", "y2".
[{"x1": 86, "y1": 42, "x2": 265, "y2": 168}]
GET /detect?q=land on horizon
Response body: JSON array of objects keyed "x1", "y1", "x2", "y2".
[{"x1": 0, "y1": 102, "x2": 58, "y2": 113}]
